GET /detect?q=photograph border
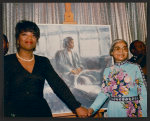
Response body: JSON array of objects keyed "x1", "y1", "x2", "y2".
[{"x1": 0, "y1": 0, "x2": 149, "y2": 121}]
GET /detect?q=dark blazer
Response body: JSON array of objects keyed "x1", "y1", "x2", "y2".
[{"x1": 4, "y1": 54, "x2": 81, "y2": 117}]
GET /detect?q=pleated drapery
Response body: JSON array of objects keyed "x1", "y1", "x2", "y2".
[{"x1": 2, "y1": 3, "x2": 147, "y2": 55}]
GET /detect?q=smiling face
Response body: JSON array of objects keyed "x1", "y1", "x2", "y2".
[
  {"x1": 18, "y1": 31, "x2": 37, "y2": 52},
  {"x1": 111, "y1": 41, "x2": 128, "y2": 63}
]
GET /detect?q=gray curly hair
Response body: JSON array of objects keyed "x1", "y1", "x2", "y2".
[{"x1": 109, "y1": 39, "x2": 128, "y2": 56}]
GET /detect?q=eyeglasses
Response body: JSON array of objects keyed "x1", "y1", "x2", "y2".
[{"x1": 113, "y1": 46, "x2": 128, "y2": 52}]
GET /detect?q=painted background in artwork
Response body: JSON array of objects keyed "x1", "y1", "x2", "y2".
[{"x1": 34, "y1": 24, "x2": 112, "y2": 114}]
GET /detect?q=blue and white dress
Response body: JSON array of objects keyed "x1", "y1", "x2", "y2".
[{"x1": 90, "y1": 60, "x2": 147, "y2": 117}]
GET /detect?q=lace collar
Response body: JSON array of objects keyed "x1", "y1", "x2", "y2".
[{"x1": 114, "y1": 60, "x2": 128, "y2": 66}]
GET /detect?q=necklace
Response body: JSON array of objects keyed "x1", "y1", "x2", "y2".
[{"x1": 16, "y1": 53, "x2": 34, "y2": 62}]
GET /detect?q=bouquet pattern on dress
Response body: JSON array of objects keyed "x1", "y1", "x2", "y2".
[
  {"x1": 122, "y1": 100, "x2": 142, "y2": 117},
  {"x1": 102, "y1": 67, "x2": 131, "y2": 97},
  {"x1": 102, "y1": 67, "x2": 143, "y2": 117},
  {"x1": 121, "y1": 78, "x2": 143, "y2": 117}
]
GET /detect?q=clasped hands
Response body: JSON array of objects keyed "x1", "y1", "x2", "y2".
[
  {"x1": 71, "y1": 68, "x2": 82, "y2": 75},
  {"x1": 75, "y1": 106, "x2": 94, "y2": 118}
]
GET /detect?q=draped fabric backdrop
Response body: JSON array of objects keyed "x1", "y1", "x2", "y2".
[{"x1": 3, "y1": 2, "x2": 147, "y2": 56}]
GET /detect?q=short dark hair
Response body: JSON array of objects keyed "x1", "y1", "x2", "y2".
[
  {"x1": 15, "y1": 20, "x2": 40, "y2": 51},
  {"x1": 129, "y1": 40, "x2": 145, "y2": 54},
  {"x1": 3, "y1": 34, "x2": 8, "y2": 43},
  {"x1": 63, "y1": 37, "x2": 73, "y2": 48}
]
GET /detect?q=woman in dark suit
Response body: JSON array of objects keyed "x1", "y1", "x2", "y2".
[{"x1": 4, "y1": 20, "x2": 88, "y2": 117}]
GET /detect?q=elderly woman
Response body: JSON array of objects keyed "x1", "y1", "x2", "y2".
[
  {"x1": 88, "y1": 39, "x2": 147, "y2": 117},
  {"x1": 4, "y1": 20, "x2": 88, "y2": 117}
]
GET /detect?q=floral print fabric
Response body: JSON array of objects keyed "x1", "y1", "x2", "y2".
[
  {"x1": 101, "y1": 67, "x2": 143, "y2": 117},
  {"x1": 102, "y1": 68, "x2": 131, "y2": 97},
  {"x1": 90, "y1": 61, "x2": 147, "y2": 117},
  {"x1": 122, "y1": 100, "x2": 142, "y2": 117}
]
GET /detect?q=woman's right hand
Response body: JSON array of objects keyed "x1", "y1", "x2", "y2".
[
  {"x1": 87, "y1": 108, "x2": 94, "y2": 117},
  {"x1": 71, "y1": 69, "x2": 79, "y2": 75}
]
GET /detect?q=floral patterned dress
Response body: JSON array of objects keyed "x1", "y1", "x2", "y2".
[{"x1": 90, "y1": 61, "x2": 147, "y2": 117}]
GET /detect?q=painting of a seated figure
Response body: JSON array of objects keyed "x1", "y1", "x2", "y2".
[
  {"x1": 55, "y1": 36, "x2": 100, "y2": 90},
  {"x1": 34, "y1": 24, "x2": 112, "y2": 114}
]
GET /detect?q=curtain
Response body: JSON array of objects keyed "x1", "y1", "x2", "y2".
[{"x1": 2, "y1": 2, "x2": 147, "y2": 55}]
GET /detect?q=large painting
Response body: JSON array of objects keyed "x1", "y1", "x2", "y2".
[{"x1": 34, "y1": 24, "x2": 113, "y2": 114}]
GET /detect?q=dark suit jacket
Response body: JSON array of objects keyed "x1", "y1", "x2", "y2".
[{"x1": 4, "y1": 54, "x2": 81, "y2": 117}]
